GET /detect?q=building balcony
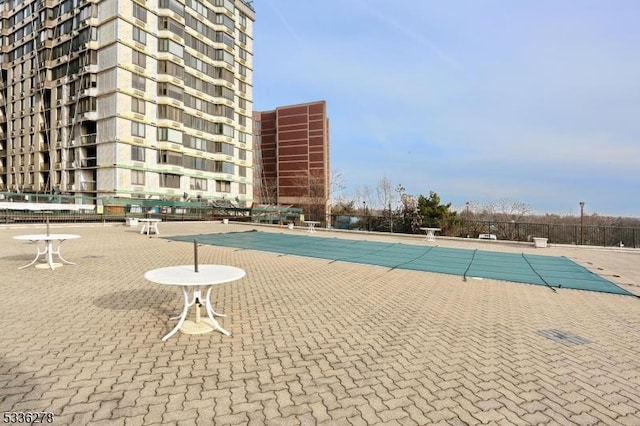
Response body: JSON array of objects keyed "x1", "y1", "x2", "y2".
[
  {"x1": 80, "y1": 158, "x2": 97, "y2": 168},
  {"x1": 78, "y1": 87, "x2": 97, "y2": 98},
  {"x1": 81, "y1": 133, "x2": 97, "y2": 145},
  {"x1": 77, "y1": 111, "x2": 98, "y2": 121},
  {"x1": 79, "y1": 181, "x2": 96, "y2": 191}
]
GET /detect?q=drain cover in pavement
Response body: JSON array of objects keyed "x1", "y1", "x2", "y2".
[{"x1": 537, "y1": 329, "x2": 591, "y2": 346}]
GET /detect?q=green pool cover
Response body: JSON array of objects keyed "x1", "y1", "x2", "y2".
[{"x1": 166, "y1": 231, "x2": 634, "y2": 297}]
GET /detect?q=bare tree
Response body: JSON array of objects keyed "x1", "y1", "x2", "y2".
[
  {"x1": 287, "y1": 169, "x2": 329, "y2": 222},
  {"x1": 486, "y1": 198, "x2": 533, "y2": 222},
  {"x1": 254, "y1": 178, "x2": 278, "y2": 205},
  {"x1": 477, "y1": 198, "x2": 534, "y2": 240},
  {"x1": 325, "y1": 169, "x2": 346, "y2": 227},
  {"x1": 328, "y1": 169, "x2": 346, "y2": 205},
  {"x1": 354, "y1": 185, "x2": 374, "y2": 213},
  {"x1": 376, "y1": 176, "x2": 396, "y2": 212}
]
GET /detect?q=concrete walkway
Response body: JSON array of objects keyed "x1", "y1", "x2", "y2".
[{"x1": 1, "y1": 221, "x2": 639, "y2": 425}]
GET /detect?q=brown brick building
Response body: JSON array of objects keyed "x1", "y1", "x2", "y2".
[{"x1": 254, "y1": 101, "x2": 330, "y2": 221}]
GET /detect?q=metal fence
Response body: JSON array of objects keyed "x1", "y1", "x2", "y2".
[
  {"x1": 449, "y1": 220, "x2": 639, "y2": 248},
  {"x1": 330, "y1": 214, "x2": 640, "y2": 248},
  {"x1": 0, "y1": 193, "x2": 303, "y2": 226},
  {"x1": 2, "y1": 193, "x2": 638, "y2": 248}
]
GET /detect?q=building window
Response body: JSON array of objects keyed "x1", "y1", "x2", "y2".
[
  {"x1": 213, "y1": 123, "x2": 234, "y2": 137},
  {"x1": 132, "y1": 97, "x2": 145, "y2": 114},
  {"x1": 157, "y1": 82, "x2": 183, "y2": 101},
  {"x1": 238, "y1": 149, "x2": 247, "y2": 161},
  {"x1": 131, "y1": 146, "x2": 145, "y2": 161},
  {"x1": 190, "y1": 177, "x2": 207, "y2": 191},
  {"x1": 238, "y1": 131, "x2": 249, "y2": 144},
  {"x1": 159, "y1": 16, "x2": 184, "y2": 37},
  {"x1": 158, "y1": 60, "x2": 184, "y2": 78},
  {"x1": 188, "y1": 0, "x2": 209, "y2": 18},
  {"x1": 131, "y1": 170, "x2": 145, "y2": 185},
  {"x1": 158, "y1": 127, "x2": 183, "y2": 144},
  {"x1": 215, "y1": 14, "x2": 234, "y2": 30},
  {"x1": 159, "y1": 173, "x2": 181, "y2": 188},
  {"x1": 239, "y1": 183, "x2": 246, "y2": 195},
  {"x1": 215, "y1": 31, "x2": 235, "y2": 48},
  {"x1": 158, "y1": 38, "x2": 183, "y2": 57},
  {"x1": 157, "y1": 150, "x2": 183, "y2": 166},
  {"x1": 133, "y1": 26, "x2": 147, "y2": 45},
  {"x1": 213, "y1": 66, "x2": 234, "y2": 83},
  {"x1": 183, "y1": 135, "x2": 207, "y2": 151},
  {"x1": 132, "y1": 73, "x2": 146, "y2": 91},
  {"x1": 238, "y1": 166, "x2": 246, "y2": 178},
  {"x1": 216, "y1": 180, "x2": 231, "y2": 193},
  {"x1": 184, "y1": 155, "x2": 207, "y2": 171},
  {"x1": 133, "y1": 2, "x2": 147, "y2": 22},
  {"x1": 210, "y1": 103, "x2": 234, "y2": 119},
  {"x1": 214, "y1": 161, "x2": 234, "y2": 174},
  {"x1": 132, "y1": 49, "x2": 146, "y2": 67},
  {"x1": 214, "y1": 142, "x2": 234, "y2": 156},
  {"x1": 159, "y1": 0, "x2": 185, "y2": 15},
  {"x1": 131, "y1": 121, "x2": 146, "y2": 137},
  {"x1": 157, "y1": 104, "x2": 182, "y2": 121},
  {"x1": 214, "y1": 49, "x2": 234, "y2": 65}
]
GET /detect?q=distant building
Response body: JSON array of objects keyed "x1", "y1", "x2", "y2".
[
  {"x1": 253, "y1": 101, "x2": 330, "y2": 220},
  {"x1": 0, "y1": 0, "x2": 255, "y2": 207}
]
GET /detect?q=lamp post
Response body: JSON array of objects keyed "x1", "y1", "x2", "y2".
[
  {"x1": 465, "y1": 201, "x2": 470, "y2": 238},
  {"x1": 363, "y1": 201, "x2": 367, "y2": 231},
  {"x1": 579, "y1": 201, "x2": 585, "y2": 245}
]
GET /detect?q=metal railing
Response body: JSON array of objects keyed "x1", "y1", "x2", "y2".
[
  {"x1": 2, "y1": 195, "x2": 638, "y2": 248},
  {"x1": 0, "y1": 192, "x2": 254, "y2": 224},
  {"x1": 449, "y1": 220, "x2": 639, "y2": 248},
  {"x1": 329, "y1": 214, "x2": 640, "y2": 248}
]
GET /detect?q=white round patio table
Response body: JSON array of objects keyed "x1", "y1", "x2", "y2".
[
  {"x1": 144, "y1": 264, "x2": 246, "y2": 341},
  {"x1": 304, "y1": 221, "x2": 320, "y2": 233},
  {"x1": 138, "y1": 218, "x2": 161, "y2": 235},
  {"x1": 13, "y1": 234, "x2": 81, "y2": 270},
  {"x1": 420, "y1": 227, "x2": 441, "y2": 242}
]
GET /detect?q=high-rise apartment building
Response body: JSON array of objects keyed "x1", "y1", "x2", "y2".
[
  {"x1": 1, "y1": 0, "x2": 254, "y2": 206},
  {"x1": 254, "y1": 100, "x2": 330, "y2": 220}
]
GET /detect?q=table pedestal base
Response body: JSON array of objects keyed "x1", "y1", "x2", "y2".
[
  {"x1": 19, "y1": 240, "x2": 76, "y2": 270},
  {"x1": 163, "y1": 288, "x2": 230, "y2": 341},
  {"x1": 180, "y1": 304, "x2": 218, "y2": 335},
  {"x1": 180, "y1": 320, "x2": 215, "y2": 335},
  {"x1": 36, "y1": 262, "x2": 62, "y2": 269}
]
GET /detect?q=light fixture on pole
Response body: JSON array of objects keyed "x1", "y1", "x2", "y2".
[
  {"x1": 363, "y1": 201, "x2": 367, "y2": 231},
  {"x1": 579, "y1": 201, "x2": 585, "y2": 245},
  {"x1": 465, "y1": 201, "x2": 470, "y2": 238}
]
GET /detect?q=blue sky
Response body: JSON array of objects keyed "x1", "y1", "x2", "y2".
[{"x1": 252, "y1": 1, "x2": 640, "y2": 217}]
